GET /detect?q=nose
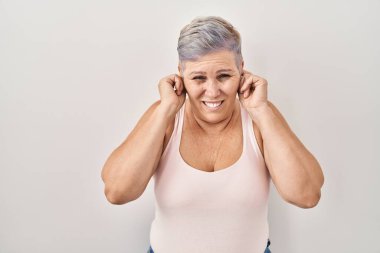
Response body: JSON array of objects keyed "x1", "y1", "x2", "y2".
[{"x1": 204, "y1": 80, "x2": 221, "y2": 98}]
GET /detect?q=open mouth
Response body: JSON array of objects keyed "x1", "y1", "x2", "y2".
[{"x1": 202, "y1": 100, "x2": 224, "y2": 110}]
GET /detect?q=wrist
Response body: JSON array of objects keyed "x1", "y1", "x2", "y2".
[
  {"x1": 157, "y1": 101, "x2": 177, "y2": 121},
  {"x1": 247, "y1": 103, "x2": 275, "y2": 124}
]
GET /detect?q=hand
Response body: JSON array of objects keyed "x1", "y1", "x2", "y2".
[
  {"x1": 238, "y1": 70, "x2": 269, "y2": 110},
  {"x1": 158, "y1": 74, "x2": 186, "y2": 114}
]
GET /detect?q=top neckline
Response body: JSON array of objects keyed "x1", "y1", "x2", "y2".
[{"x1": 177, "y1": 99, "x2": 247, "y2": 175}]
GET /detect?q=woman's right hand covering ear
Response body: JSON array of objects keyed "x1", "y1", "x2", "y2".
[{"x1": 158, "y1": 74, "x2": 186, "y2": 114}]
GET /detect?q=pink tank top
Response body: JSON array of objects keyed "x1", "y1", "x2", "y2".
[{"x1": 149, "y1": 99, "x2": 270, "y2": 253}]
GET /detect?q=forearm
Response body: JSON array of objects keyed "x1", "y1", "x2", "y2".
[
  {"x1": 248, "y1": 103, "x2": 324, "y2": 207},
  {"x1": 102, "y1": 102, "x2": 175, "y2": 201}
]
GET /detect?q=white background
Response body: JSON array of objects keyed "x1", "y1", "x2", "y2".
[{"x1": 1, "y1": 0, "x2": 379, "y2": 252}]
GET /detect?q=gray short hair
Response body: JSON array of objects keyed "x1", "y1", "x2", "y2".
[{"x1": 177, "y1": 16, "x2": 243, "y2": 74}]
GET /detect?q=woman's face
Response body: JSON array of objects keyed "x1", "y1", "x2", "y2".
[{"x1": 178, "y1": 50, "x2": 243, "y2": 124}]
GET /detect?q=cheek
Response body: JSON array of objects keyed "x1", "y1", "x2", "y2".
[
  {"x1": 185, "y1": 83, "x2": 203, "y2": 96},
  {"x1": 224, "y1": 79, "x2": 240, "y2": 93}
]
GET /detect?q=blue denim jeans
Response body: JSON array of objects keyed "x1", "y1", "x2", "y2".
[{"x1": 147, "y1": 238, "x2": 271, "y2": 253}]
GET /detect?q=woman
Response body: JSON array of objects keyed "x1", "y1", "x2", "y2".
[{"x1": 101, "y1": 16, "x2": 324, "y2": 253}]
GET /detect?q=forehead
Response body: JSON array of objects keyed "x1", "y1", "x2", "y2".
[{"x1": 184, "y1": 50, "x2": 236, "y2": 75}]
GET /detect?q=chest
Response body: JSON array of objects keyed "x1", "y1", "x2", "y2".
[{"x1": 179, "y1": 123, "x2": 243, "y2": 172}]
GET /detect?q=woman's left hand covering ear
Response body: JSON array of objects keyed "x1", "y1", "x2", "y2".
[{"x1": 238, "y1": 70, "x2": 269, "y2": 110}]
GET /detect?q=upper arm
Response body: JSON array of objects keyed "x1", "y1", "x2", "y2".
[
  {"x1": 162, "y1": 113, "x2": 176, "y2": 157},
  {"x1": 136, "y1": 99, "x2": 176, "y2": 171},
  {"x1": 107, "y1": 100, "x2": 175, "y2": 181},
  {"x1": 252, "y1": 120, "x2": 264, "y2": 158}
]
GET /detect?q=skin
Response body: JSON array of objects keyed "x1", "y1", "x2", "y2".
[
  {"x1": 101, "y1": 49, "x2": 324, "y2": 208},
  {"x1": 178, "y1": 50, "x2": 244, "y2": 133},
  {"x1": 175, "y1": 50, "x2": 324, "y2": 208},
  {"x1": 175, "y1": 50, "x2": 247, "y2": 171}
]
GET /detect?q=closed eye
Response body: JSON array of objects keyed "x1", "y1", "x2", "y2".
[{"x1": 219, "y1": 74, "x2": 230, "y2": 78}]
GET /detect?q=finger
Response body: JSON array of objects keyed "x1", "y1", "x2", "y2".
[
  {"x1": 239, "y1": 74, "x2": 247, "y2": 94},
  {"x1": 239, "y1": 75, "x2": 245, "y2": 93},
  {"x1": 175, "y1": 74, "x2": 185, "y2": 95},
  {"x1": 171, "y1": 74, "x2": 179, "y2": 95},
  {"x1": 243, "y1": 69, "x2": 252, "y2": 75},
  {"x1": 173, "y1": 74, "x2": 177, "y2": 87},
  {"x1": 250, "y1": 73, "x2": 264, "y2": 80},
  {"x1": 251, "y1": 78, "x2": 267, "y2": 92},
  {"x1": 240, "y1": 75, "x2": 253, "y2": 94},
  {"x1": 244, "y1": 85, "x2": 251, "y2": 98},
  {"x1": 249, "y1": 75, "x2": 267, "y2": 86},
  {"x1": 179, "y1": 76, "x2": 186, "y2": 95},
  {"x1": 175, "y1": 74, "x2": 184, "y2": 95},
  {"x1": 243, "y1": 71, "x2": 264, "y2": 86}
]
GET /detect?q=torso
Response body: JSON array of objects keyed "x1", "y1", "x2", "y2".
[{"x1": 162, "y1": 99, "x2": 264, "y2": 172}]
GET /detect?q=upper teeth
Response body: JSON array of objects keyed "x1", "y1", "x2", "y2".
[{"x1": 204, "y1": 101, "x2": 222, "y2": 108}]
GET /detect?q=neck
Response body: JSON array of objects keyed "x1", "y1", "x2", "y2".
[{"x1": 187, "y1": 99, "x2": 238, "y2": 136}]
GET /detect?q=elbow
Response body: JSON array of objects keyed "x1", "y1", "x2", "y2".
[
  {"x1": 285, "y1": 189, "x2": 322, "y2": 209},
  {"x1": 105, "y1": 193, "x2": 131, "y2": 205},
  {"x1": 103, "y1": 184, "x2": 139, "y2": 205},
  {"x1": 300, "y1": 192, "x2": 321, "y2": 209},
  {"x1": 101, "y1": 168, "x2": 143, "y2": 205}
]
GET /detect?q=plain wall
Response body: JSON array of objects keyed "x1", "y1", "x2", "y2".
[{"x1": 1, "y1": 0, "x2": 379, "y2": 252}]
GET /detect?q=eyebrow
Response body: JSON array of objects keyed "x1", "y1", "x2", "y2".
[{"x1": 189, "y1": 69, "x2": 234, "y2": 75}]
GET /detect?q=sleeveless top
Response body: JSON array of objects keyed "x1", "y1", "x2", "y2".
[{"x1": 149, "y1": 99, "x2": 270, "y2": 253}]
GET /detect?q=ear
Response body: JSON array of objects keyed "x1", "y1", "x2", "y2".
[
  {"x1": 240, "y1": 60, "x2": 244, "y2": 75},
  {"x1": 178, "y1": 64, "x2": 183, "y2": 77}
]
